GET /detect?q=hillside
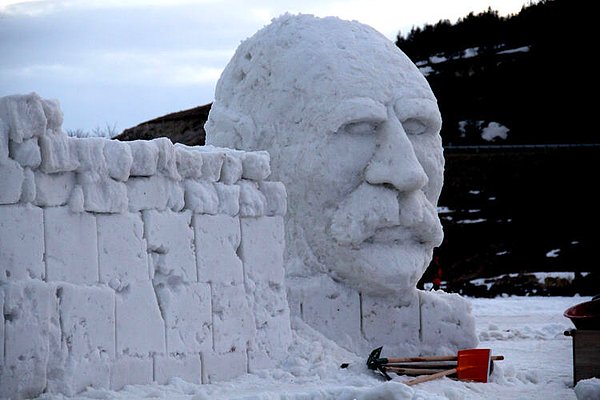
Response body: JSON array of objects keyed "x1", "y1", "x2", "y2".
[{"x1": 397, "y1": 0, "x2": 596, "y2": 146}]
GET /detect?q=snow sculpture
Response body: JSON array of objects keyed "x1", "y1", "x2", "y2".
[{"x1": 206, "y1": 14, "x2": 477, "y2": 355}]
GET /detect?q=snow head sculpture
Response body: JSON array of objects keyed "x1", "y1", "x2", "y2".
[{"x1": 207, "y1": 14, "x2": 444, "y2": 299}]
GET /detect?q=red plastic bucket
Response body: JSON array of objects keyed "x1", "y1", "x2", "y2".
[{"x1": 564, "y1": 298, "x2": 600, "y2": 330}]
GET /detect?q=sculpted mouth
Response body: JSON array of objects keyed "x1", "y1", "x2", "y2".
[{"x1": 365, "y1": 222, "x2": 443, "y2": 246}]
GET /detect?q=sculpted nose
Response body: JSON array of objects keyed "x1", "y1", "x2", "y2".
[{"x1": 365, "y1": 109, "x2": 428, "y2": 192}]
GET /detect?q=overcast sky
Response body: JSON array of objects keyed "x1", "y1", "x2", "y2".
[{"x1": 0, "y1": 0, "x2": 531, "y2": 133}]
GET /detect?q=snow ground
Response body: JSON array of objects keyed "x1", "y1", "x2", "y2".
[{"x1": 36, "y1": 295, "x2": 590, "y2": 400}]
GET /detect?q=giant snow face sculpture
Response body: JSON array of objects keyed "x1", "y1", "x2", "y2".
[{"x1": 206, "y1": 14, "x2": 444, "y2": 297}]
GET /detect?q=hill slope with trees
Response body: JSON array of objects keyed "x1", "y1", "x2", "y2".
[{"x1": 396, "y1": 0, "x2": 596, "y2": 146}]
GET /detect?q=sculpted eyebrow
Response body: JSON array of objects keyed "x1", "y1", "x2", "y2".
[{"x1": 326, "y1": 98, "x2": 387, "y2": 132}]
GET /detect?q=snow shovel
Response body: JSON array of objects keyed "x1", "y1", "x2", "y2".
[{"x1": 404, "y1": 348, "x2": 494, "y2": 386}]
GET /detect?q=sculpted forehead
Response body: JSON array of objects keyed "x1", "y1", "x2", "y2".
[{"x1": 213, "y1": 14, "x2": 435, "y2": 127}]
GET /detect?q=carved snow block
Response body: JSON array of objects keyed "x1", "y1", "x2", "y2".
[
  {"x1": 361, "y1": 291, "x2": 420, "y2": 356},
  {"x1": 202, "y1": 351, "x2": 247, "y2": 384},
  {"x1": 110, "y1": 356, "x2": 153, "y2": 390},
  {"x1": 128, "y1": 140, "x2": 158, "y2": 177},
  {"x1": 0, "y1": 159, "x2": 24, "y2": 204},
  {"x1": 154, "y1": 353, "x2": 202, "y2": 385},
  {"x1": 419, "y1": 290, "x2": 478, "y2": 353},
  {"x1": 239, "y1": 216, "x2": 285, "y2": 285},
  {"x1": 143, "y1": 209, "x2": 196, "y2": 282},
  {"x1": 97, "y1": 212, "x2": 148, "y2": 285},
  {"x1": 0, "y1": 280, "x2": 57, "y2": 399},
  {"x1": 115, "y1": 280, "x2": 165, "y2": 357},
  {"x1": 194, "y1": 214, "x2": 243, "y2": 285},
  {"x1": 33, "y1": 170, "x2": 76, "y2": 207},
  {"x1": 154, "y1": 281, "x2": 212, "y2": 354},
  {"x1": 56, "y1": 283, "x2": 115, "y2": 359},
  {"x1": 9, "y1": 137, "x2": 41, "y2": 169},
  {"x1": 45, "y1": 207, "x2": 98, "y2": 284},
  {"x1": 103, "y1": 139, "x2": 133, "y2": 182},
  {"x1": 0, "y1": 204, "x2": 44, "y2": 281},
  {"x1": 290, "y1": 277, "x2": 361, "y2": 351},
  {"x1": 211, "y1": 283, "x2": 255, "y2": 354}
]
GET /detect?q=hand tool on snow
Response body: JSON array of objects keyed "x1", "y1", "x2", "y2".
[{"x1": 366, "y1": 346, "x2": 504, "y2": 383}]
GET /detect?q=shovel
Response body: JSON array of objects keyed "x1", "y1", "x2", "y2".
[{"x1": 404, "y1": 348, "x2": 495, "y2": 385}]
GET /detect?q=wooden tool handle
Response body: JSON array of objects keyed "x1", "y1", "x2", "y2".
[
  {"x1": 386, "y1": 355, "x2": 457, "y2": 363},
  {"x1": 384, "y1": 366, "x2": 447, "y2": 375},
  {"x1": 405, "y1": 368, "x2": 457, "y2": 386},
  {"x1": 386, "y1": 354, "x2": 504, "y2": 364}
]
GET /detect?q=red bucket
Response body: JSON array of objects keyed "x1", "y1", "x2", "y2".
[{"x1": 564, "y1": 297, "x2": 600, "y2": 330}]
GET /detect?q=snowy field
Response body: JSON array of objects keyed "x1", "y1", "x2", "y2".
[{"x1": 35, "y1": 295, "x2": 594, "y2": 400}]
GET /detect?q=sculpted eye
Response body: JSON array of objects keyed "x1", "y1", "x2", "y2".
[
  {"x1": 402, "y1": 118, "x2": 428, "y2": 135},
  {"x1": 342, "y1": 121, "x2": 380, "y2": 135}
]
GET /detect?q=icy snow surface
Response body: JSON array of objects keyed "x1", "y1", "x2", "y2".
[{"x1": 33, "y1": 295, "x2": 586, "y2": 400}]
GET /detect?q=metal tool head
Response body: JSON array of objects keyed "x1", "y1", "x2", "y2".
[{"x1": 367, "y1": 346, "x2": 384, "y2": 370}]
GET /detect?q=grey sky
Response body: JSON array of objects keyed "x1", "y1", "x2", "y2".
[{"x1": 0, "y1": 0, "x2": 530, "y2": 133}]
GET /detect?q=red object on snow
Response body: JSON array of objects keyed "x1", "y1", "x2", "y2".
[{"x1": 564, "y1": 297, "x2": 600, "y2": 330}]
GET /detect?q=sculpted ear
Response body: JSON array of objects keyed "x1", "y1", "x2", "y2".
[{"x1": 205, "y1": 103, "x2": 257, "y2": 150}]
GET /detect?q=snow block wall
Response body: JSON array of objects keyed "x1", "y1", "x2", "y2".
[{"x1": 0, "y1": 93, "x2": 292, "y2": 398}]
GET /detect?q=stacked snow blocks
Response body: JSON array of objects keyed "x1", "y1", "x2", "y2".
[
  {"x1": 288, "y1": 278, "x2": 476, "y2": 358},
  {"x1": 0, "y1": 93, "x2": 292, "y2": 398}
]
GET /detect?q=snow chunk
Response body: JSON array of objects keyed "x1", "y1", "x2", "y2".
[
  {"x1": 0, "y1": 118, "x2": 8, "y2": 162},
  {"x1": 287, "y1": 276, "x2": 361, "y2": 352},
  {"x1": 0, "y1": 204, "x2": 44, "y2": 281},
  {"x1": 238, "y1": 180, "x2": 266, "y2": 217},
  {"x1": 97, "y1": 212, "x2": 148, "y2": 285},
  {"x1": 362, "y1": 292, "x2": 420, "y2": 356},
  {"x1": 202, "y1": 351, "x2": 247, "y2": 384},
  {"x1": 0, "y1": 93, "x2": 47, "y2": 142},
  {"x1": 20, "y1": 167, "x2": 36, "y2": 203},
  {"x1": 194, "y1": 214, "x2": 243, "y2": 285},
  {"x1": 183, "y1": 180, "x2": 219, "y2": 214},
  {"x1": 0, "y1": 159, "x2": 24, "y2": 204},
  {"x1": 546, "y1": 249, "x2": 560, "y2": 258},
  {"x1": 174, "y1": 143, "x2": 203, "y2": 179},
  {"x1": 239, "y1": 216, "x2": 285, "y2": 285},
  {"x1": 498, "y1": 45, "x2": 530, "y2": 55},
  {"x1": 44, "y1": 206, "x2": 98, "y2": 284},
  {"x1": 221, "y1": 152, "x2": 243, "y2": 184},
  {"x1": 115, "y1": 280, "x2": 166, "y2": 357},
  {"x1": 0, "y1": 280, "x2": 56, "y2": 399},
  {"x1": 242, "y1": 151, "x2": 270, "y2": 181},
  {"x1": 419, "y1": 290, "x2": 477, "y2": 354},
  {"x1": 198, "y1": 150, "x2": 225, "y2": 182},
  {"x1": 214, "y1": 182, "x2": 240, "y2": 216},
  {"x1": 80, "y1": 175, "x2": 128, "y2": 214},
  {"x1": 103, "y1": 139, "x2": 133, "y2": 181},
  {"x1": 259, "y1": 181, "x2": 287, "y2": 216},
  {"x1": 128, "y1": 140, "x2": 159, "y2": 176},
  {"x1": 575, "y1": 378, "x2": 600, "y2": 400},
  {"x1": 153, "y1": 280, "x2": 212, "y2": 354},
  {"x1": 154, "y1": 354, "x2": 202, "y2": 385},
  {"x1": 33, "y1": 170, "x2": 75, "y2": 207},
  {"x1": 126, "y1": 175, "x2": 171, "y2": 212},
  {"x1": 9, "y1": 137, "x2": 41, "y2": 168},
  {"x1": 154, "y1": 137, "x2": 181, "y2": 180},
  {"x1": 55, "y1": 283, "x2": 115, "y2": 359},
  {"x1": 144, "y1": 209, "x2": 196, "y2": 281},
  {"x1": 72, "y1": 136, "x2": 107, "y2": 174},
  {"x1": 481, "y1": 122, "x2": 509, "y2": 141},
  {"x1": 109, "y1": 357, "x2": 153, "y2": 390},
  {"x1": 39, "y1": 133, "x2": 78, "y2": 173},
  {"x1": 211, "y1": 283, "x2": 255, "y2": 354}
]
